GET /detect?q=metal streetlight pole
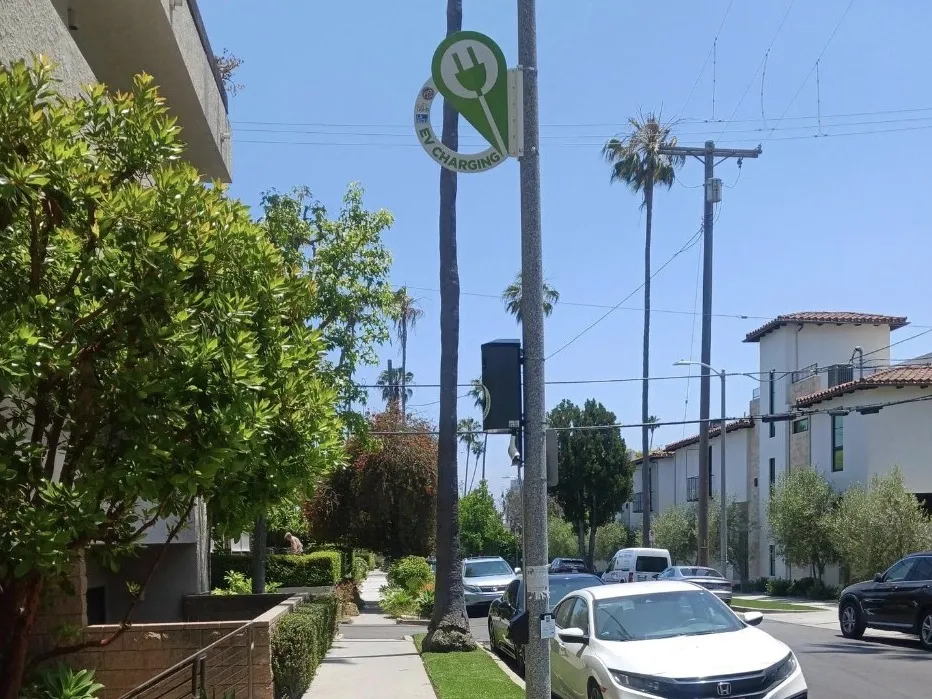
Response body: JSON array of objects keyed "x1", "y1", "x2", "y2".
[{"x1": 675, "y1": 360, "x2": 727, "y2": 577}]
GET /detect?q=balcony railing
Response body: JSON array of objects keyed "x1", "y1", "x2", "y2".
[
  {"x1": 632, "y1": 493, "x2": 656, "y2": 513},
  {"x1": 752, "y1": 387, "x2": 761, "y2": 400},
  {"x1": 827, "y1": 364, "x2": 854, "y2": 388},
  {"x1": 686, "y1": 476, "x2": 715, "y2": 502},
  {"x1": 791, "y1": 364, "x2": 817, "y2": 384}
]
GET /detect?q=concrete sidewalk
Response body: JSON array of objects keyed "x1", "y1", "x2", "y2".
[{"x1": 303, "y1": 570, "x2": 436, "y2": 698}]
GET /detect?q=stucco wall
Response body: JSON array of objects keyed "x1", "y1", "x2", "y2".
[{"x1": 0, "y1": 0, "x2": 95, "y2": 93}]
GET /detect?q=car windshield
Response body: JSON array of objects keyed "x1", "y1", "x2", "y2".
[
  {"x1": 679, "y1": 567, "x2": 723, "y2": 578},
  {"x1": 518, "y1": 575, "x2": 602, "y2": 612},
  {"x1": 594, "y1": 589, "x2": 743, "y2": 642},
  {"x1": 464, "y1": 560, "x2": 512, "y2": 578},
  {"x1": 635, "y1": 556, "x2": 669, "y2": 572}
]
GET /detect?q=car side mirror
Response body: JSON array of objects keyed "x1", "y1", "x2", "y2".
[
  {"x1": 514, "y1": 567, "x2": 522, "y2": 575},
  {"x1": 873, "y1": 573, "x2": 884, "y2": 583},
  {"x1": 558, "y1": 627, "x2": 589, "y2": 645},
  {"x1": 743, "y1": 612, "x2": 764, "y2": 627}
]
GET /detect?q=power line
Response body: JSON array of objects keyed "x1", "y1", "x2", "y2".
[
  {"x1": 675, "y1": 0, "x2": 735, "y2": 121},
  {"x1": 767, "y1": 0, "x2": 857, "y2": 139},
  {"x1": 546, "y1": 225, "x2": 704, "y2": 361}
]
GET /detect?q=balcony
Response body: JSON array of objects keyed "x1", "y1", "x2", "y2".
[
  {"x1": 687, "y1": 476, "x2": 715, "y2": 502},
  {"x1": 632, "y1": 492, "x2": 656, "y2": 513},
  {"x1": 791, "y1": 364, "x2": 817, "y2": 384},
  {"x1": 52, "y1": 0, "x2": 231, "y2": 181}
]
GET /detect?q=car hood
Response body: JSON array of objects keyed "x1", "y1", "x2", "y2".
[
  {"x1": 464, "y1": 574, "x2": 515, "y2": 587},
  {"x1": 593, "y1": 627, "x2": 789, "y2": 678},
  {"x1": 841, "y1": 580, "x2": 873, "y2": 596}
]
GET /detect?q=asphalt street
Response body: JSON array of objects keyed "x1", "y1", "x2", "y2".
[{"x1": 468, "y1": 612, "x2": 931, "y2": 698}]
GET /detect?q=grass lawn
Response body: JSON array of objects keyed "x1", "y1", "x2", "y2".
[
  {"x1": 733, "y1": 597, "x2": 819, "y2": 612},
  {"x1": 413, "y1": 634, "x2": 523, "y2": 699}
]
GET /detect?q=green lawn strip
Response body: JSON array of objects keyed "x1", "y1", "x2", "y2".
[
  {"x1": 413, "y1": 634, "x2": 524, "y2": 699},
  {"x1": 733, "y1": 597, "x2": 818, "y2": 612}
]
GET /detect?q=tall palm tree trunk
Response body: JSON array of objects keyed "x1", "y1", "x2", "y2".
[
  {"x1": 641, "y1": 173, "x2": 654, "y2": 546},
  {"x1": 400, "y1": 324, "x2": 409, "y2": 418},
  {"x1": 481, "y1": 433, "x2": 488, "y2": 482},
  {"x1": 424, "y1": 0, "x2": 475, "y2": 653}
]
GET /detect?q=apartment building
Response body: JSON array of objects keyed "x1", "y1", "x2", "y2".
[
  {"x1": 624, "y1": 311, "x2": 932, "y2": 584},
  {"x1": 2, "y1": 0, "x2": 232, "y2": 623}
]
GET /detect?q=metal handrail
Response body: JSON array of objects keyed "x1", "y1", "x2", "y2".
[{"x1": 117, "y1": 622, "x2": 252, "y2": 699}]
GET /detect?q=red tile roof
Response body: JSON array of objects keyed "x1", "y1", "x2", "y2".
[
  {"x1": 662, "y1": 418, "x2": 756, "y2": 453},
  {"x1": 795, "y1": 365, "x2": 932, "y2": 407},
  {"x1": 632, "y1": 450, "x2": 674, "y2": 465},
  {"x1": 744, "y1": 312, "x2": 908, "y2": 343}
]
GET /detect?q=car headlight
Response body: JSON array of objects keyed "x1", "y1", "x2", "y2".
[
  {"x1": 766, "y1": 652, "x2": 798, "y2": 685},
  {"x1": 609, "y1": 670, "x2": 674, "y2": 695},
  {"x1": 464, "y1": 585, "x2": 482, "y2": 593}
]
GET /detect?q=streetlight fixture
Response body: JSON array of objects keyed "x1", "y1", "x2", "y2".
[{"x1": 674, "y1": 359, "x2": 727, "y2": 578}]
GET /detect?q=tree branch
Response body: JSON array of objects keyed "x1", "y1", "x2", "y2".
[{"x1": 26, "y1": 498, "x2": 197, "y2": 669}]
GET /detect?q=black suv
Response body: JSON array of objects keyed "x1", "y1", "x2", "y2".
[
  {"x1": 549, "y1": 557, "x2": 588, "y2": 573},
  {"x1": 838, "y1": 551, "x2": 932, "y2": 649}
]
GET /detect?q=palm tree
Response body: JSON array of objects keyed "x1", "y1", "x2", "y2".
[
  {"x1": 501, "y1": 272, "x2": 560, "y2": 323},
  {"x1": 646, "y1": 415, "x2": 660, "y2": 453},
  {"x1": 377, "y1": 367, "x2": 414, "y2": 408},
  {"x1": 457, "y1": 417, "x2": 480, "y2": 496},
  {"x1": 468, "y1": 377, "x2": 489, "y2": 485},
  {"x1": 602, "y1": 112, "x2": 683, "y2": 547},
  {"x1": 393, "y1": 287, "x2": 424, "y2": 416},
  {"x1": 468, "y1": 437, "x2": 485, "y2": 492},
  {"x1": 424, "y1": 0, "x2": 475, "y2": 653}
]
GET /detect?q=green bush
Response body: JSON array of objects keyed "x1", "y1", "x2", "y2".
[
  {"x1": 211, "y1": 571, "x2": 281, "y2": 596},
  {"x1": 211, "y1": 552, "x2": 341, "y2": 590},
  {"x1": 352, "y1": 556, "x2": 369, "y2": 582},
  {"x1": 416, "y1": 588, "x2": 435, "y2": 619},
  {"x1": 379, "y1": 585, "x2": 417, "y2": 617},
  {"x1": 22, "y1": 666, "x2": 103, "y2": 699},
  {"x1": 271, "y1": 598, "x2": 338, "y2": 699},
  {"x1": 765, "y1": 578, "x2": 792, "y2": 596},
  {"x1": 387, "y1": 556, "x2": 432, "y2": 594}
]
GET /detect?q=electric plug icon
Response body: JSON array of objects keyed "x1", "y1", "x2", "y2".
[{"x1": 451, "y1": 46, "x2": 488, "y2": 97}]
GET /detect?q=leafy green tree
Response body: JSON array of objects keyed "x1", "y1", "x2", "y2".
[
  {"x1": 459, "y1": 481, "x2": 516, "y2": 559},
  {"x1": 548, "y1": 518, "x2": 578, "y2": 559},
  {"x1": 829, "y1": 468, "x2": 932, "y2": 583},
  {"x1": 548, "y1": 399, "x2": 633, "y2": 568},
  {"x1": 305, "y1": 408, "x2": 437, "y2": 558},
  {"x1": 653, "y1": 504, "x2": 699, "y2": 565},
  {"x1": 424, "y1": 0, "x2": 475, "y2": 652},
  {"x1": 767, "y1": 467, "x2": 837, "y2": 583},
  {"x1": 0, "y1": 59, "x2": 340, "y2": 698},
  {"x1": 392, "y1": 287, "x2": 424, "y2": 416},
  {"x1": 602, "y1": 113, "x2": 683, "y2": 545},
  {"x1": 594, "y1": 522, "x2": 636, "y2": 564},
  {"x1": 501, "y1": 272, "x2": 560, "y2": 323}
]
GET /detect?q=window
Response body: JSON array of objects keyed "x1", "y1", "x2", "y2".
[
  {"x1": 554, "y1": 598, "x2": 576, "y2": 629},
  {"x1": 708, "y1": 456, "x2": 714, "y2": 498},
  {"x1": 505, "y1": 580, "x2": 520, "y2": 609},
  {"x1": 769, "y1": 545, "x2": 776, "y2": 577},
  {"x1": 633, "y1": 492, "x2": 643, "y2": 513},
  {"x1": 463, "y1": 560, "x2": 513, "y2": 577},
  {"x1": 568, "y1": 598, "x2": 590, "y2": 633},
  {"x1": 658, "y1": 568, "x2": 673, "y2": 579},
  {"x1": 768, "y1": 373, "x2": 776, "y2": 438},
  {"x1": 687, "y1": 477, "x2": 699, "y2": 502},
  {"x1": 768, "y1": 458, "x2": 776, "y2": 487},
  {"x1": 907, "y1": 557, "x2": 932, "y2": 582},
  {"x1": 832, "y1": 415, "x2": 844, "y2": 471},
  {"x1": 792, "y1": 418, "x2": 809, "y2": 434},
  {"x1": 883, "y1": 557, "x2": 916, "y2": 583}
]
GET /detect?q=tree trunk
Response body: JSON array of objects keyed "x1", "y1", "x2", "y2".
[
  {"x1": 0, "y1": 574, "x2": 44, "y2": 699},
  {"x1": 251, "y1": 515, "x2": 268, "y2": 594},
  {"x1": 641, "y1": 176, "x2": 654, "y2": 546},
  {"x1": 481, "y1": 433, "x2": 488, "y2": 481},
  {"x1": 400, "y1": 324, "x2": 408, "y2": 418},
  {"x1": 587, "y1": 525, "x2": 598, "y2": 571},
  {"x1": 423, "y1": 0, "x2": 475, "y2": 654},
  {"x1": 576, "y1": 522, "x2": 586, "y2": 561}
]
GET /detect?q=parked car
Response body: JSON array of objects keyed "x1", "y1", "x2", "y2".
[
  {"x1": 601, "y1": 547, "x2": 671, "y2": 584},
  {"x1": 549, "y1": 581, "x2": 807, "y2": 699},
  {"x1": 488, "y1": 572, "x2": 603, "y2": 676},
  {"x1": 550, "y1": 558, "x2": 589, "y2": 573},
  {"x1": 838, "y1": 551, "x2": 932, "y2": 650},
  {"x1": 462, "y1": 556, "x2": 517, "y2": 611},
  {"x1": 658, "y1": 565, "x2": 733, "y2": 604}
]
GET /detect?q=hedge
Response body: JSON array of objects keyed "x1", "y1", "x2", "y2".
[
  {"x1": 271, "y1": 597, "x2": 338, "y2": 699},
  {"x1": 211, "y1": 551, "x2": 341, "y2": 590}
]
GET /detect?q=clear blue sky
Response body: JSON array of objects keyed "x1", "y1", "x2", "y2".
[{"x1": 200, "y1": 1, "x2": 932, "y2": 500}]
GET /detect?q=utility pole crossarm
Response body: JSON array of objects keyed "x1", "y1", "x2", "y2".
[{"x1": 659, "y1": 144, "x2": 762, "y2": 159}]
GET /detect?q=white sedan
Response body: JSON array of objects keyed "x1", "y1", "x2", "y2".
[{"x1": 549, "y1": 580, "x2": 807, "y2": 699}]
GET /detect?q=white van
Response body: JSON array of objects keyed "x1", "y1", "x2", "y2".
[{"x1": 602, "y1": 547, "x2": 672, "y2": 584}]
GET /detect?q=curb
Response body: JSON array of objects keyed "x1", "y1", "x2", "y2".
[
  {"x1": 396, "y1": 617, "x2": 430, "y2": 626},
  {"x1": 731, "y1": 604, "x2": 818, "y2": 615},
  {"x1": 481, "y1": 645, "x2": 525, "y2": 689}
]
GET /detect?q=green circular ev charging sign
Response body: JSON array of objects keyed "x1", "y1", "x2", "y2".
[{"x1": 414, "y1": 31, "x2": 522, "y2": 173}]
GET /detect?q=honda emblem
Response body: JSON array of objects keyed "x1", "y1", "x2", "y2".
[{"x1": 716, "y1": 682, "x2": 732, "y2": 696}]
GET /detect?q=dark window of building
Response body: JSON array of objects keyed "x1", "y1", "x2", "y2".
[
  {"x1": 769, "y1": 372, "x2": 776, "y2": 438},
  {"x1": 769, "y1": 458, "x2": 776, "y2": 487},
  {"x1": 86, "y1": 586, "x2": 106, "y2": 625},
  {"x1": 687, "y1": 477, "x2": 699, "y2": 502},
  {"x1": 769, "y1": 545, "x2": 776, "y2": 577},
  {"x1": 708, "y1": 446, "x2": 714, "y2": 497},
  {"x1": 832, "y1": 415, "x2": 844, "y2": 472},
  {"x1": 792, "y1": 418, "x2": 809, "y2": 434},
  {"x1": 633, "y1": 492, "x2": 643, "y2": 513}
]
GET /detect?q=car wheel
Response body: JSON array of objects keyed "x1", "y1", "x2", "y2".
[
  {"x1": 840, "y1": 599, "x2": 866, "y2": 639},
  {"x1": 488, "y1": 620, "x2": 498, "y2": 653},
  {"x1": 919, "y1": 609, "x2": 932, "y2": 650},
  {"x1": 588, "y1": 679, "x2": 605, "y2": 699},
  {"x1": 515, "y1": 645, "x2": 526, "y2": 677}
]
